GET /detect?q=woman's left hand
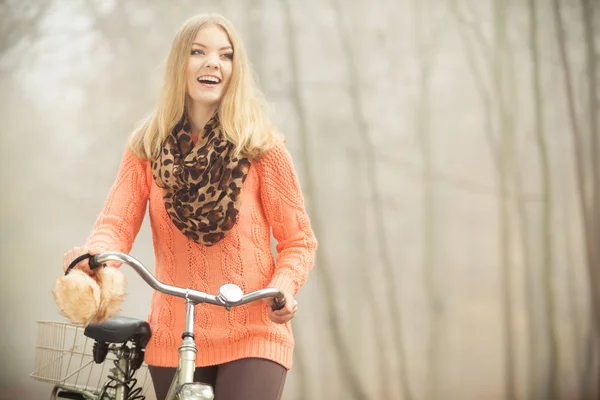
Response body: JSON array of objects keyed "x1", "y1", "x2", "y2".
[{"x1": 263, "y1": 292, "x2": 298, "y2": 324}]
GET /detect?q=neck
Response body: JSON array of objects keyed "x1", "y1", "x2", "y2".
[{"x1": 185, "y1": 100, "x2": 217, "y2": 135}]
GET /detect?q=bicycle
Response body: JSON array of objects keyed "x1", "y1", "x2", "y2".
[{"x1": 31, "y1": 251, "x2": 286, "y2": 400}]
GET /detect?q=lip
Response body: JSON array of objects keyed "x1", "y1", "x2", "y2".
[{"x1": 198, "y1": 82, "x2": 219, "y2": 89}]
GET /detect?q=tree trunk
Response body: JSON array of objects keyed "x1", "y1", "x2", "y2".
[
  {"x1": 328, "y1": 0, "x2": 414, "y2": 398},
  {"x1": 411, "y1": 1, "x2": 442, "y2": 398},
  {"x1": 528, "y1": 0, "x2": 559, "y2": 398},
  {"x1": 552, "y1": 0, "x2": 600, "y2": 396},
  {"x1": 279, "y1": 1, "x2": 368, "y2": 399},
  {"x1": 580, "y1": 0, "x2": 600, "y2": 397},
  {"x1": 493, "y1": 1, "x2": 516, "y2": 398}
]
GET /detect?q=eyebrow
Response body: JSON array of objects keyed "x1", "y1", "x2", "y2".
[{"x1": 191, "y1": 42, "x2": 233, "y2": 51}]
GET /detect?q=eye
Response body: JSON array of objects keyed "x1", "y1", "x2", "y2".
[
  {"x1": 191, "y1": 49, "x2": 204, "y2": 55},
  {"x1": 221, "y1": 53, "x2": 234, "y2": 60}
]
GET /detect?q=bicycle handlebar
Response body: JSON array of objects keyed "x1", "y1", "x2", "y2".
[{"x1": 85, "y1": 252, "x2": 286, "y2": 310}]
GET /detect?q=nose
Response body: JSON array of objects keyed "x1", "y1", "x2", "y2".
[{"x1": 204, "y1": 54, "x2": 220, "y2": 70}]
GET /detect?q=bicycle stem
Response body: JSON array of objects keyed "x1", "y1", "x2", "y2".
[
  {"x1": 179, "y1": 298, "x2": 198, "y2": 385},
  {"x1": 184, "y1": 297, "x2": 195, "y2": 335}
]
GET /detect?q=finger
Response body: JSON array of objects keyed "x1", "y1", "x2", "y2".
[
  {"x1": 271, "y1": 308, "x2": 292, "y2": 317},
  {"x1": 273, "y1": 299, "x2": 292, "y2": 312},
  {"x1": 64, "y1": 248, "x2": 92, "y2": 274},
  {"x1": 64, "y1": 250, "x2": 78, "y2": 271},
  {"x1": 273, "y1": 310, "x2": 297, "y2": 323},
  {"x1": 78, "y1": 247, "x2": 92, "y2": 264},
  {"x1": 263, "y1": 297, "x2": 274, "y2": 306},
  {"x1": 270, "y1": 313, "x2": 294, "y2": 324},
  {"x1": 270, "y1": 315, "x2": 292, "y2": 324}
]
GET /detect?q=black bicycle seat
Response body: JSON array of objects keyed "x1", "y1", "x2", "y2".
[{"x1": 84, "y1": 316, "x2": 151, "y2": 347}]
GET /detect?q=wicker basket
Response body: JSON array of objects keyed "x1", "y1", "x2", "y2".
[{"x1": 30, "y1": 320, "x2": 153, "y2": 397}]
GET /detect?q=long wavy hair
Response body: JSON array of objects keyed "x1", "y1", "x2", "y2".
[{"x1": 129, "y1": 13, "x2": 279, "y2": 160}]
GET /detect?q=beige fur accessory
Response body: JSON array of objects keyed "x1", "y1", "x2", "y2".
[{"x1": 52, "y1": 253, "x2": 126, "y2": 326}]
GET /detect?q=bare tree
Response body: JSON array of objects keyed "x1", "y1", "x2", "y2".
[
  {"x1": 449, "y1": 1, "x2": 519, "y2": 398},
  {"x1": 527, "y1": 0, "x2": 559, "y2": 398},
  {"x1": 328, "y1": 0, "x2": 416, "y2": 398},
  {"x1": 409, "y1": 0, "x2": 446, "y2": 398},
  {"x1": 279, "y1": 1, "x2": 369, "y2": 399},
  {"x1": 449, "y1": 1, "x2": 518, "y2": 398},
  {"x1": 492, "y1": 2, "x2": 516, "y2": 395},
  {"x1": 580, "y1": 0, "x2": 600, "y2": 397},
  {"x1": 552, "y1": 0, "x2": 600, "y2": 397}
]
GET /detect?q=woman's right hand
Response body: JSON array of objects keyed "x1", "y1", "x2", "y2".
[{"x1": 62, "y1": 246, "x2": 94, "y2": 275}]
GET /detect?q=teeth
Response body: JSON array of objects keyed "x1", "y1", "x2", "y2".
[{"x1": 198, "y1": 76, "x2": 220, "y2": 84}]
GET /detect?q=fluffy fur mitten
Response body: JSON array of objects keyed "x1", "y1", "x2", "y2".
[{"x1": 52, "y1": 267, "x2": 126, "y2": 326}]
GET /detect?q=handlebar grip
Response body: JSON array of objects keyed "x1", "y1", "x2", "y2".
[
  {"x1": 272, "y1": 296, "x2": 286, "y2": 311},
  {"x1": 88, "y1": 255, "x2": 104, "y2": 270},
  {"x1": 64, "y1": 253, "x2": 93, "y2": 276},
  {"x1": 64, "y1": 253, "x2": 104, "y2": 276}
]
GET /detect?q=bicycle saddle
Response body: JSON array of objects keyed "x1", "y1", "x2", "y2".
[{"x1": 84, "y1": 316, "x2": 151, "y2": 347}]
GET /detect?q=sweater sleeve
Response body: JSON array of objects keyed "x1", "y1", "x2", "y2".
[
  {"x1": 85, "y1": 149, "x2": 150, "y2": 255},
  {"x1": 257, "y1": 142, "x2": 318, "y2": 296}
]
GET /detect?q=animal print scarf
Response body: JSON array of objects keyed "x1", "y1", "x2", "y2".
[{"x1": 151, "y1": 112, "x2": 250, "y2": 245}]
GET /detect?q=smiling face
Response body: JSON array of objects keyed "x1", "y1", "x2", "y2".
[{"x1": 185, "y1": 24, "x2": 233, "y2": 109}]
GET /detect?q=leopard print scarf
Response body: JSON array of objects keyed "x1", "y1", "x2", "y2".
[{"x1": 151, "y1": 112, "x2": 250, "y2": 246}]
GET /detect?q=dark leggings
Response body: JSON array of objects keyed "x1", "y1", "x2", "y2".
[{"x1": 148, "y1": 358, "x2": 287, "y2": 400}]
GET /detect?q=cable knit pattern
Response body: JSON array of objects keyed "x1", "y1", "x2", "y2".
[{"x1": 85, "y1": 142, "x2": 317, "y2": 369}]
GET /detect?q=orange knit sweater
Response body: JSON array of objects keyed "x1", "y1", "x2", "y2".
[{"x1": 85, "y1": 142, "x2": 317, "y2": 370}]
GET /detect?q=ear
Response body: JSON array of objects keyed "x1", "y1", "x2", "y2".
[
  {"x1": 52, "y1": 269, "x2": 101, "y2": 326},
  {"x1": 94, "y1": 267, "x2": 127, "y2": 322}
]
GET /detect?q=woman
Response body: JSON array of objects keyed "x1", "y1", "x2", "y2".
[{"x1": 62, "y1": 13, "x2": 317, "y2": 400}]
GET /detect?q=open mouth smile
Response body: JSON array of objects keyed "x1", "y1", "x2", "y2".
[{"x1": 197, "y1": 75, "x2": 221, "y2": 87}]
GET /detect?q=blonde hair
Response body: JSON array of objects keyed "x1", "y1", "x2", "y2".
[{"x1": 129, "y1": 13, "x2": 279, "y2": 160}]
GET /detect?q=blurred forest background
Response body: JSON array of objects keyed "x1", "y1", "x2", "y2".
[{"x1": 1, "y1": 0, "x2": 599, "y2": 399}]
